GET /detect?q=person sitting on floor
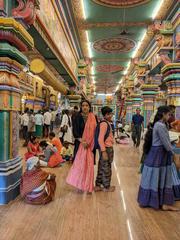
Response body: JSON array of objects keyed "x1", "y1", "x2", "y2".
[
  {"x1": 39, "y1": 140, "x2": 63, "y2": 168},
  {"x1": 49, "y1": 132, "x2": 62, "y2": 155},
  {"x1": 25, "y1": 135, "x2": 41, "y2": 161},
  {"x1": 61, "y1": 141, "x2": 73, "y2": 161},
  {"x1": 20, "y1": 157, "x2": 56, "y2": 205}
]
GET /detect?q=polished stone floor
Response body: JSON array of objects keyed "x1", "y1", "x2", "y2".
[{"x1": 0, "y1": 142, "x2": 179, "y2": 240}]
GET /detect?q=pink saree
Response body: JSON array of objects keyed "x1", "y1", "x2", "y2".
[{"x1": 66, "y1": 112, "x2": 97, "y2": 192}]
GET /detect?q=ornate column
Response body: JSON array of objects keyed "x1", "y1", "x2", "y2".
[
  {"x1": 0, "y1": 0, "x2": 38, "y2": 204},
  {"x1": 155, "y1": 91, "x2": 167, "y2": 109},
  {"x1": 155, "y1": 21, "x2": 174, "y2": 64},
  {"x1": 131, "y1": 93, "x2": 142, "y2": 114},
  {"x1": 77, "y1": 59, "x2": 88, "y2": 96},
  {"x1": 125, "y1": 98, "x2": 133, "y2": 124},
  {"x1": 162, "y1": 63, "x2": 180, "y2": 119},
  {"x1": 141, "y1": 84, "x2": 158, "y2": 128}
]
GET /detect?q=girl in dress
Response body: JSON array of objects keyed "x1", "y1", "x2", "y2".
[{"x1": 138, "y1": 106, "x2": 180, "y2": 211}]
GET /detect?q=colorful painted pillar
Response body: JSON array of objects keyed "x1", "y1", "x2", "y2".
[
  {"x1": 141, "y1": 84, "x2": 158, "y2": 128},
  {"x1": 77, "y1": 59, "x2": 88, "y2": 95},
  {"x1": 0, "y1": 0, "x2": 38, "y2": 204},
  {"x1": 155, "y1": 91, "x2": 167, "y2": 109},
  {"x1": 131, "y1": 94, "x2": 142, "y2": 115},
  {"x1": 161, "y1": 63, "x2": 180, "y2": 119},
  {"x1": 125, "y1": 98, "x2": 133, "y2": 124}
]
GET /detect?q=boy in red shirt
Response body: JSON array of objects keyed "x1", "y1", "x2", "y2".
[{"x1": 95, "y1": 106, "x2": 115, "y2": 192}]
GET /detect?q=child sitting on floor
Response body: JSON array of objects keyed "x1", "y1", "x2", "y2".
[
  {"x1": 25, "y1": 135, "x2": 41, "y2": 161},
  {"x1": 39, "y1": 140, "x2": 63, "y2": 167},
  {"x1": 49, "y1": 132, "x2": 62, "y2": 155},
  {"x1": 61, "y1": 141, "x2": 73, "y2": 161}
]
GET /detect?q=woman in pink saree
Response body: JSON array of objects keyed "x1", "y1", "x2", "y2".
[{"x1": 66, "y1": 100, "x2": 97, "y2": 193}]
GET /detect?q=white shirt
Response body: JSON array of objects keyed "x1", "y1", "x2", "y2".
[
  {"x1": 35, "y1": 114, "x2": 44, "y2": 125},
  {"x1": 51, "y1": 111, "x2": 56, "y2": 122},
  {"x1": 21, "y1": 113, "x2": 29, "y2": 126},
  {"x1": 59, "y1": 114, "x2": 72, "y2": 143},
  {"x1": 44, "y1": 112, "x2": 52, "y2": 125}
]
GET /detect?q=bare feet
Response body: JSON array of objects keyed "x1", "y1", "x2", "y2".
[
  {"x1": 162, "y1": 205, "x2": 180, "y2": 211},
  {"x1": 103, "y1": 186, "x2": 116, "y2": 192},
  {"x1": 77, "y1": 189, "x2": 84, "y2": 194},
  {"x1": 87, "y1": 192, "x2": 92, "y2": 195},
  {"x1": 94, "y1": 186, "x2": 103, "y2": 192}
]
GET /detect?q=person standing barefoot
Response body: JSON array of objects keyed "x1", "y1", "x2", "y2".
[{"x1": 66, "y1": 100, "x2": 97, "y2": 193}]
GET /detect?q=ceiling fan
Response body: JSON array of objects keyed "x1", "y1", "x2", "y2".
[{"x1": 116, "y1": 9, "x2": 134, "y2": 37}]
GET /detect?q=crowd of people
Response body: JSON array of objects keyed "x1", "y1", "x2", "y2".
[
  {"x1": 19, "y1": 102, "x2": 180, "y2": 212},
  {"x1": 20, "y1": 100, "x2": 115, "y2": 204}
]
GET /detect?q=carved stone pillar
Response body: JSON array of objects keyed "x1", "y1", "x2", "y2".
[
  {"x1": 0, "y1": 0, "x2": 39, "y2": 204},
  {"x1": 141, "y1": 84, "x2": 158, "y2": 128},
  {"x1": 162, "y1": 63, "x2": 180, "y2": 119}
]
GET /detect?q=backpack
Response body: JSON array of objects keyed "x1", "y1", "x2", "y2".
[{"x1": 94, "y1": 120, "x2": 111, "y2": 150}]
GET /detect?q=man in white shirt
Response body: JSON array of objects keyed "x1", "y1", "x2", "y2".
[
  {"x1": 35, "y1": 110, "x2": 44, "y2": 138},
  {"x1": 50, "y1": 109, "x2": 57, "y2": 132},
  {"x1": 27, "y1": 110, "x2": 35, "y2": 141},
  {"x1": 44, "y1": 109, "x2": 52, "y2": 137},
  {"x1": 21, "y1": 109, "x2": 29, "y2": 144}
]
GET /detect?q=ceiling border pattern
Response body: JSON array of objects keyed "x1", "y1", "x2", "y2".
[
  {"x1": 80, "y1": 21, "x2": 151, "y2": 29},
  {"x1": 91, "y1": 0, "x2": 151, "y2": 8}
]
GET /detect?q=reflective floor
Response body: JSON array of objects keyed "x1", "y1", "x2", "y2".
[{"x1": 0, "y1": 143, "x2": 179, "y2": 240}]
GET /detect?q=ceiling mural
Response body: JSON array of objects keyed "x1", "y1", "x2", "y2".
[
  {"x1": 93, "y1": 37, "x2": 136, "y2": 53},
  {"x1": 92, "y1": 0, "x2": 151, "y2": 8},
  {"x1": 96, "y1": 64, "x2": 124, "y2": 72},
  {"x1": 69, "y1": 0, "x2": 174, "y2": 93}
]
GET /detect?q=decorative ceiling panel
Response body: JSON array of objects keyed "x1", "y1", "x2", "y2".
[
  {"x1": 93, "y1": 37, "x2": 136, "y2": 53},
  {"x1": 92, "y1": 0, "x2": 150, "y2": 8},
  {"x1": 96, "y1": 64, "x2": 124, "y2": 72}
]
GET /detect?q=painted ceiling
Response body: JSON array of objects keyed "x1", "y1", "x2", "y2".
[{"x1": 70, "y1": 0, "x2": 173, "y2": 94}]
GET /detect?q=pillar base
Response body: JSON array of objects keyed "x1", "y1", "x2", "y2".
[{"x1": 0, "y1": 156, "x2": 22, "y2": 205}]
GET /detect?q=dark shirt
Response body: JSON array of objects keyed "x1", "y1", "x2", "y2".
[
  {"x1": 72, "y1": 113, "x2": 85, "y2": 139},
  {"x1": 132, "y1": 114, "x2": 144, "y2": 126}
]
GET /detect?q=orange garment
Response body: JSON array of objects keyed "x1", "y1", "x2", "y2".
[
  {"x1": 51, "y1": 137, "x2": 62, "y2": 154},
  {"x1": 98, "y1": 121, "x2": 114, "y2": 152},
  {"x1": 171, "y1": 120, "x2": 180, "y2": 132},
  {"x1": 48, "y1": 152, "x2": 62, "y2": 168}
]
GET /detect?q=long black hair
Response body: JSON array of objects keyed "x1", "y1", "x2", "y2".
[
  {"x1": 153, "y1": 106, "x2": 170, "y2": 126},
  {"x1": 39, "y1": 140, "x2": 48, "y2": 148},
  {"x1": 143, "y1": 106, "x2": 170, "y2": 154},
  {"x1": 29, "y1": 135, "x2": 37, "y2": 144}
]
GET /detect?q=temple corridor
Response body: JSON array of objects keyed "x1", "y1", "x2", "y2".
[{"x1": 0, "y1": 143, "x2": 179, "y2": 240}]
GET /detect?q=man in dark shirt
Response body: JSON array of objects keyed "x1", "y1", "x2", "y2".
[{"x1": 131, "y1": 108, "x2": 144, "y2": 147}]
